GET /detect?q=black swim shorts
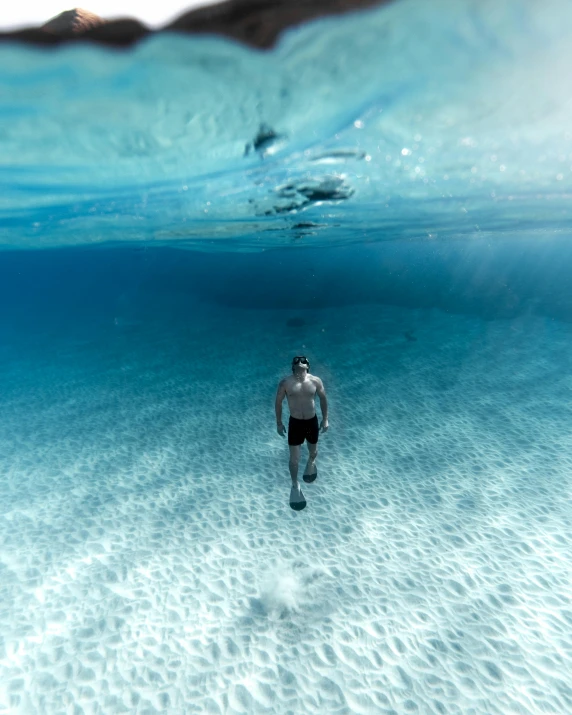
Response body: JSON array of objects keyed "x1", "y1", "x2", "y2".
[{"x1": 288, "y1": 415, "x2": 319, "y2": 446}]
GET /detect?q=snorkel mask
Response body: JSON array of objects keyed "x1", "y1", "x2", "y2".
[{"x1": 292, "y1": 356, "x2": 310, "y2": 373}]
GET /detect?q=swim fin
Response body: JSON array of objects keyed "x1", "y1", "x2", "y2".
[
  {"x1": 289, "y1": 483, "x2": 306, "y2": 510},
  {"x1": 303, "y1": 470, "x2": 317, "y2": 483}
]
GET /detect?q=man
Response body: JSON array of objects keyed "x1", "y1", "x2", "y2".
[{"x1": 275, "y1": 356, "x2": 329, "y2": 510}]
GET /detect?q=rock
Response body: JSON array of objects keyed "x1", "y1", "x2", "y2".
[
  {"x1": 170, "y1": 0, "x2": 390, "y2": 49},
  {"x1": 1, "y1": 0, "x2": 391, "y2": 49},
  {"x1": 41, "y1": 8, "x2": 107, "y2": 36}
]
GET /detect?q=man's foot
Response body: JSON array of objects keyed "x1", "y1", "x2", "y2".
[
  {"x1": 289, "y1": 482, "x2": 306, "y2": 510},
  {"x1": 303, "y1": 468, "x2": 318, "y2": 483}
]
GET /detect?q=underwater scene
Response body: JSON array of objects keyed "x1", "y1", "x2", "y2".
[{"x1": 2, "y1": 0, "x2": 572, "y2": 712}]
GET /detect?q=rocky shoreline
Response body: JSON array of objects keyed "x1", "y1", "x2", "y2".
[{"x1": 0, "y1": 0, "x2": 389, "y2": 49}]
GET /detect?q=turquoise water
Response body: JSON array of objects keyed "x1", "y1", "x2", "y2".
[{"x1": 2, "y1": 1, "x2": 572, "y2": 713}]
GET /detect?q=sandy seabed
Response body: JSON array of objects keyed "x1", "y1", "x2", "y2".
[{"x1": 1, "y1": 302, "x2": 571, "y2": 714}]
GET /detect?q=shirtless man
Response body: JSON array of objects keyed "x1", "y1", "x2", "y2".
[{"x1": 275, "y1": 356, "x2": 329, "y2": 510}]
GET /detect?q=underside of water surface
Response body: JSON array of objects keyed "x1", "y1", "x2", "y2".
[{"x1": 1, "y1": 1, "x2": 572, "y2": 713}]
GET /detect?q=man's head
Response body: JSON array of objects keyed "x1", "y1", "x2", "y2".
[{"x1": 292, "y1": 355, "x2": 310, "y2": 374}]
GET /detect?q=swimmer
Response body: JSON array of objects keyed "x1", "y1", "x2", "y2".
[{"x1": 275, "y1": 356, "x2": 329, "y2": 509}]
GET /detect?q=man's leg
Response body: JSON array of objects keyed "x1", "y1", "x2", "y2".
[
  {"x1": 304, "y1": 441, "x2": 318, "y2": 478},
  {"x1": 289, "y1": 444, "x2": 301, "y2": 486},
  {"x1": 288, "y1": 443, "x2": 306, "y2": 510},
  {"x1": 303, "y1": 417, "x2": 320, "y2": 479}
]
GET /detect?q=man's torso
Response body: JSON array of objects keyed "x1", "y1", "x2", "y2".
[{"x1": 284, "y1": 374, "x2": 318, "y2": 419}]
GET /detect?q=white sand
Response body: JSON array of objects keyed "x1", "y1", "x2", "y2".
[{"x1": 1, "y1": 303, "x2": 571, "y2": 713}]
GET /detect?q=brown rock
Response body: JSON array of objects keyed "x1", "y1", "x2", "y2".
[
  {"x1": 1, "y1": 0, "x2": 390, "y2": 48},
  {"x1": 168, "y1": 0, "x2": 390, "y2": 49},
  {"x1": 41, "y1": 8, "x2": 107, "y2": 36}
]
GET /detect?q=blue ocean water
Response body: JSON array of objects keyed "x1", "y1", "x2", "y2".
[{"x1": 1, "y1": 0, "x2": 572, "y2": 713}]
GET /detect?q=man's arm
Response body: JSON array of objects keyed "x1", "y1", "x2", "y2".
[
  {"x1": 275, "y1": 379, "x2": 287, "y2": 435},
  {"x1": 316, "y1": 378, "x2": 329, "y2": 430}
]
